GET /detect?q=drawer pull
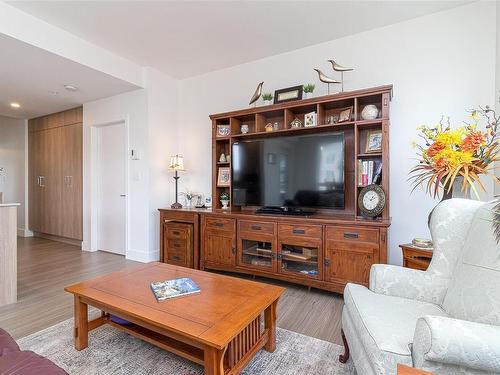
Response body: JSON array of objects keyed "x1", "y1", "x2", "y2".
[
  {"x1": 292, "y1": 229, "x2": 305, "y2": 235},
  {"x1": 173, "y1": 243, "x2": 181, "y2": 248},
  {"x1": 215, "y1": 222, "x2": 224, "y2": 227},
  {"x1": 344, "y1": 232, "x2": 359, "y2": 239},
  {"x1": 172, "y1": 255, "x2": 181, "y2": 261},
  {"x1": 251, "y1": 225, "x2": 262, "y2": 230},
  {"x1": 172, "y1": 231, "x2": 180, "y2": 235}
]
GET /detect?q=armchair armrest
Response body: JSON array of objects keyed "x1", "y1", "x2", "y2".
[
  {"x1": 369, "y1": 264, "x2": 449, "y2": 304},
  {"x1": 412, "y1": 316, "x2": 500, "y2": 373}
]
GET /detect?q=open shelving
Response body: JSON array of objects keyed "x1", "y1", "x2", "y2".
[{"x1": 210, "y1": 85, "x2": 392, "y2": 219}]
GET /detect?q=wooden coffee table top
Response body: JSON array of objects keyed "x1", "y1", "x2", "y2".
[{"x1": 65, "y1": 262, "x2": 285, "y2": 349}]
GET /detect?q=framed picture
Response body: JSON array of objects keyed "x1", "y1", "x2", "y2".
[
  {"x1": 366, "y1": 130, "x2": 383, "y2": 153},
  {"x1": 274, "y1": 85, "x2": 303, "y2": 104},
  {"x1": 338, "y1": 106, "x2": 353, "y2": 123},
  {"x1": 304, "y1": 111, "x2": 317, "y2": 127},
  {"x1": 217, "y1": 167, "x2": 231, "y2": 186},
  {"x1": 216, "y1": 124, "x2": 230, "y2": 137}
]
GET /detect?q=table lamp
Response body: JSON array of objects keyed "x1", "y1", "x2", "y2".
[{"x1": 168, "y1": 154, "x2": 185, "y2": 209}]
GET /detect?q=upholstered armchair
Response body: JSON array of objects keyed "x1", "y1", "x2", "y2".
[{"x1": 340, "y1": 198, "x2": 500, "y2": 375}]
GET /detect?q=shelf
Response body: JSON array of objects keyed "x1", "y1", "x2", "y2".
[
  {"x1": 357, "y1": 153, "x2": 382, "y2": 158},
  {"x1": 215, "y1": 136, "x2": 231, "y2": 140},
  {"x1": 216, "y1": 161, "x2": 230, "y2": 165},
  {"x1": 281, "y1": 255, "x2": 318, "y2": 265},
  {"x1": 243, "y1": 249, "x2": 273, "y2": 259},
  {"x1": 356, "y1": 119, "x2": 384, "y2": 126},
  {"x1": 232, "y1": 121, "x2": 355, "y2": 139}
]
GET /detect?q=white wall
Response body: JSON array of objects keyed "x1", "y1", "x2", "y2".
[
  {"x1": 496, "y1": 1, "x2": 500, "y2": 197},
  {"x1": 178, "y1": 2, "x2": 497, "y2": 265},
  {"x1": 0, "y1": 115, "x2": 28, "y2": 233}
]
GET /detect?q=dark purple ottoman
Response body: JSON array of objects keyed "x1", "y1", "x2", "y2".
[{"x1": 0, "y1": 329, "x2": 67, "y2": 375}]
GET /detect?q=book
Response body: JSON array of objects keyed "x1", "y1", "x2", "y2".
[
  {"x1": 357, "y1": 159, "x2": 363, "y2": 186},
  {"x1": 373, "y1": 161, "x2": 383, "y2": 184},
  {"x1": 368, "y1": 160, "x2": 374, "y2": 185},
  {"x1": 362, "y1": 161, "x2": 368, "y2": 187},
  {"x1": 150, "y1": 277, "x2": 201, "y2": 301}
]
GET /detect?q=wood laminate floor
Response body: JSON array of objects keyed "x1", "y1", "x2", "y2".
[{"x1": 0, "y1": 237, "x2": 343, "y2": 345}]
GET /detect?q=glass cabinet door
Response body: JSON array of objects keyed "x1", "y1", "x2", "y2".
[
  {"x1": 279, "y1": 242, "x2": 320, "y2": 278},
  {"x1": 239, "y1": 238, "x2": 275, "y2": 271}
]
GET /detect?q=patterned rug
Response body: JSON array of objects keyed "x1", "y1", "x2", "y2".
[{"x1": 18, "y1": 319, "x2": 356, "y2": 375}]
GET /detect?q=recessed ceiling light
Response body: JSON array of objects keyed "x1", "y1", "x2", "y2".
[
  {"x1": 50, "y1": 90, "x2": 59, "y2": 95},
  {"x1": 10, "y1": 102, "x2": 20, "y2": 108},
  {"x1": 64, "y1": 84, "x2": 78, "y2": 92}
]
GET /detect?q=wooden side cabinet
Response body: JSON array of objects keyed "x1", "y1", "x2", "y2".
[
  {"x1": 201, "y1": 216, "x2": 236, "y2": 268},
  {"x1": 400, "y1": 244, "x2": 433, "y2": 271}
]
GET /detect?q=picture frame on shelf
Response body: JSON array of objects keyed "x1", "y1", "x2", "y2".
[
  {"x1": 365, "y1": 130, "x2": 383, "y2": 153},
  {"x1": 338, "y1": 106, "x2": 353, "y2": 123},
  {"x1": 216, "y1": 124, "x2": 230, "y2": 137},
  {"x1": 304, "y1": 111, "x2": 317, "y2": 127},
  {"x1": 217, "y1": 167, "x2": 231, "y2": 186},
  {"x1": 274, "y1": 85, "x2": 303, "y2": 104}
]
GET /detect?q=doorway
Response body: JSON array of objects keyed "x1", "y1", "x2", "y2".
[{"x1": 96, "y1": 122, "x2": 127, "y2": 255}]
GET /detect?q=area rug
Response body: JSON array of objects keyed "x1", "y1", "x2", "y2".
[{"x1": 18, "y1": 319, "x2": 356, "y2": 375}]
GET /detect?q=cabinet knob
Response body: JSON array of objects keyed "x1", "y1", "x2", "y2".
[
  {"x1": 231, "y1": 247, "x2": 236, "y2": 254},
  {"x1": 324, "y1": 258, "x2": 331, "y2": 267},
  {"x1": 292, "y1": 229, "x2": 305, "y2": 235},
  {"x1": 344, "y1": 232, "x2": 359, "y2": 239},
  {"x1": 251, "y1": 225, "x2": 262, "y2": 231}
]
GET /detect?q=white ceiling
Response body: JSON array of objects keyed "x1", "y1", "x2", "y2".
[
  {"x1": 9, "y1": 1, "x2": 471, "y2": 79},
  {"x1": 0, "y1": 33, "x2": 139, "y2": 119}
]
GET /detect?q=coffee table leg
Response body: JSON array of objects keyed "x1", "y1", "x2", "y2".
[
  {"x1": 264, "y1": 300, "x2": 277, "y2": 352},
  {"x1": 74, "y1": 295, "x2": 88, "y2": 350},
  {"x1": 203, "y1": 345, "x2": 225, "y2": 375}
]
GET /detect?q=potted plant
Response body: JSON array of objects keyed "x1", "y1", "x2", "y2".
[
  {"x1": 180, "y1": 191, "x2": 198, "y2": 208},
  {"x1": 409, "y1": 106, "x2": 499, "y2": 200},
  {"x1": 220, "y1": 191, "x2": 230, "y2": 209},
  {"x1": 303, "y1": 84, "x2": 315, "y2": 99},
  {"x1": 262, "y1": 93, "x2": 273, "y2": 106}
]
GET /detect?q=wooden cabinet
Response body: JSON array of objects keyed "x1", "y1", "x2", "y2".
[
  {"x1": 325, "y1": 226, "x2": 379, "y2": 286},
  {"x1": 161, "y1": 221, "x2": 193, "y2": 268},
  {"x1": 237, "y1": 220, "x2": 277, "y2": 272},
  {"x1": 28, "y1": 108, "x2": 82, "y2": 240},
  {"x1": 400, "y1": 244, "x2": 433, "y2": 270},
  {"x1": 202, "y1": 216, "x2": 236, "y2": 267}
]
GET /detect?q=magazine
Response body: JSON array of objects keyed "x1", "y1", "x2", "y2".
[{"x1": 150, "y1": 277, "x2": 201, "y2": 301}]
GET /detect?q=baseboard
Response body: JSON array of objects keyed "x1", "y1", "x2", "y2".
[
  {"x1": 17, "y1": 228, "x2": 34, "y2": 237},
  {"x1": 126, "y1": 249, "x2": 160, "y2": 263},
  {"x1": 81, "y1": 241, "x2": 95, "y2": 252},
  {"x1": 33, "y1": 232, "x2": 82, "y2": 248}
]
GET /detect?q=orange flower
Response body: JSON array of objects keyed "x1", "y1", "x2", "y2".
[
  {"x1": 461, "y1": 131, "x2": 485, "y2": 153},
  {"x1": 426, "y1": 141, "x2": 445, "y2": 158}
]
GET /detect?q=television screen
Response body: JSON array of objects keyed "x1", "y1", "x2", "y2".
[{"x1": 232, "y1": 132, "x2": 345, "y2": 209}]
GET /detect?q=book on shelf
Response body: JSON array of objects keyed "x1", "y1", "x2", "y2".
[
  {"x1": 358, "y1": 159, "x2": 383, "y2": 187},
  {"x1": 150, "y1": 277, "x2": 201, "y2": 301}
]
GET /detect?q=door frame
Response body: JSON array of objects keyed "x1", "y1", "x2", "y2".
[{"x1": 88, "y1": 118, "x2": 130, "y2": 256}]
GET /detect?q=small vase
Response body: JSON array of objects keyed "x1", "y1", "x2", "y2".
[
  {"x1": 304, "y1": 92, "x2": 313, "y2": 99},
  {"x1": 221, "y1": 199, "x2": 229, "y2": 209},
  {"x1": 263, "y1": 100, "x2": 272, "y2": 106}
]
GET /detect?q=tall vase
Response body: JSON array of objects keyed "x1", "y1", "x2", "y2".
[{"x1": 427, "y1": 178, "x2": 463, "y2": 227}]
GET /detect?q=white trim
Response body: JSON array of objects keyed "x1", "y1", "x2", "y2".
[
  {"x1": 127, "y1": 249, "x2": 160, "y2": 263},
  {"x1": 17, "y1": 228, "x2": 33, "y2": 237},
  {"x1": 88, "y1": 118, "x2": 130, "y2": 257}
]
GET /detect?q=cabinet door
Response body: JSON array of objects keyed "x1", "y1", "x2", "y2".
[
  {"x1": 325, "y1": 241, "x2": 378, "y2": 285},
  {"x1": 28, "y1": 129, "x2": 42, "y2": 232},
  {"x1": 203, "y1": 229, "x2": 235, "y2": 267},
  {"x1": 60, "y1": 124, "x2": 83, "y2": 239},
  {"x1": 42, "y1": 127, "x2": 62, "y2": 236}
]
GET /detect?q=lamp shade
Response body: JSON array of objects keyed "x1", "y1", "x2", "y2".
[{"x1": 168, "y1": 154, "x2": 185, "y2": 171}]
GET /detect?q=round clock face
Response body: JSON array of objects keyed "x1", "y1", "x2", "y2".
[{"x1": 358, "y1": 184, "x2": 386, "y2": 218}]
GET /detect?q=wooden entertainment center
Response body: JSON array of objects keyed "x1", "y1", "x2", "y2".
[{"x1": 159, "y1": 85, "x2": 392, "y2": 294}]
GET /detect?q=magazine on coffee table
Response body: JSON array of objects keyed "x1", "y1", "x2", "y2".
[{"x1": 150, "y1": 277, "x2": 201, "y2": 301}]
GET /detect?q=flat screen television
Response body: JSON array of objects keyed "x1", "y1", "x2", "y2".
[{"x1": 232, "y1": 132, "x2": 345, "y2": 210}]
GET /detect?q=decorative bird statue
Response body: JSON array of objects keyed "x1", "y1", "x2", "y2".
[
  {"x1": 249, "y1": 81, "x2": 264, "y2": 107},
  {"x1": 314, "y1": 69, "x2": 340, "y2": 95},
  {"x1": 328, "y1": 59, "x2": 353, "y2": 92}
]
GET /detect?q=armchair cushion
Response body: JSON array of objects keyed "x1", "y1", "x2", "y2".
[
  {"x1": 412, "y1": 315, "x2": 500, "y2": 374},
  {"x1": 369, "y1": 264, "x2": 449, "y2": 305},
  {"x1": 343, "y1": 283, "x2": 448, "y2": 373}
]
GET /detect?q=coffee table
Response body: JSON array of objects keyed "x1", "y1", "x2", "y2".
[{"x1": 65, "y1": 263, "x2": 285, "y2": 375}]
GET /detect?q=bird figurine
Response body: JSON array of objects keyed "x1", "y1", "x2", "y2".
[
  {"x1": 249, "y1": 81, "x2": 264, "y2": 107},
  {"x1": 314, "y1": 69, "x2": 340, "y2": 95},
  {"x1": 328, "y1": 59, "x2": 354, "y2": 92}
]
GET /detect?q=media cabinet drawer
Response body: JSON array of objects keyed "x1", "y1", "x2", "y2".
[
  {"x1": 239, "y1": 220, "x2": 275, "y2": 235},
  {"x1": 205, "y1": 217, "x2": 236, "y2": 231},
  {"x1": 326, "y1": 226, "x2": 379, "y2": 245},
  {"x1": 278, "y1": 224, "x2": 322, "y2": 239},
  {"x1": 165, "y1": 226, "x2": 190, "y2": 240},
  {"x1": 167, "y1": 238, "x2": 187, "y2": 251},
  {"x1": 166, "y1": 250, "x2": 187, "y2": 265}
]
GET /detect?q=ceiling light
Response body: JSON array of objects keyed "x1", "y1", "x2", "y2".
[
  {"x1": 10, "y1": 102, "x2": 20, "y2": 108},
  {"x1": 64, "y1": 84, "x2": 79, "y2": 92},
  {"x1": 50, "y1": 90, "x2": 59, "y2": 95}
]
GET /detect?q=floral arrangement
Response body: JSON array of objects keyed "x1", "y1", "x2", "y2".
[
  {"x1": 410, "y1": 106, "x2": 499, "y2": 199},
  {"x1": 220, "y1": 191, "x2": 229, "y2": 201},
  {"x1": 180, "y1": 191, "x2": 198, "y2": 200}
]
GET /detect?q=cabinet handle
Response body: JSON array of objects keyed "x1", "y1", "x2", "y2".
[
  {"x1": 39, "y1": 176, "x2": 45, "y2": 187},
  {"x1": 277, "y1": 253, "x2": 282, "y2": 260},
  {"x1": 215, "y1": 222, "x2": 224, "y2": 227},
  {"x1": 173, "y1": 243, "x2": 181, "y2": 248},
  {"x1": 251, "y1": 225, "x2": 262, "y2": 231},
  {"x1": 292, "y1": 229, "x2": 305, "y2": 234},
  {"x1": 172, "y1": 231, "x2": 180, "y2": 235},
  {"x1": 324, "y1": 258, "x2": 331, "y2": 267},
  {"x1": 172, "y1": 255, "x2": 181, "y2": 261},
  {"x1": 344, "y1": 232, "x2": 359, "y2": 239},
  {"x1": 231, "y1": 247, "x2": 236, "y2": 254}
]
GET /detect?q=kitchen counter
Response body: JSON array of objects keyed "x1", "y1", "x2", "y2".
[{"x1": 0, "y1": 203, "x2": 18, "y2": 306}]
